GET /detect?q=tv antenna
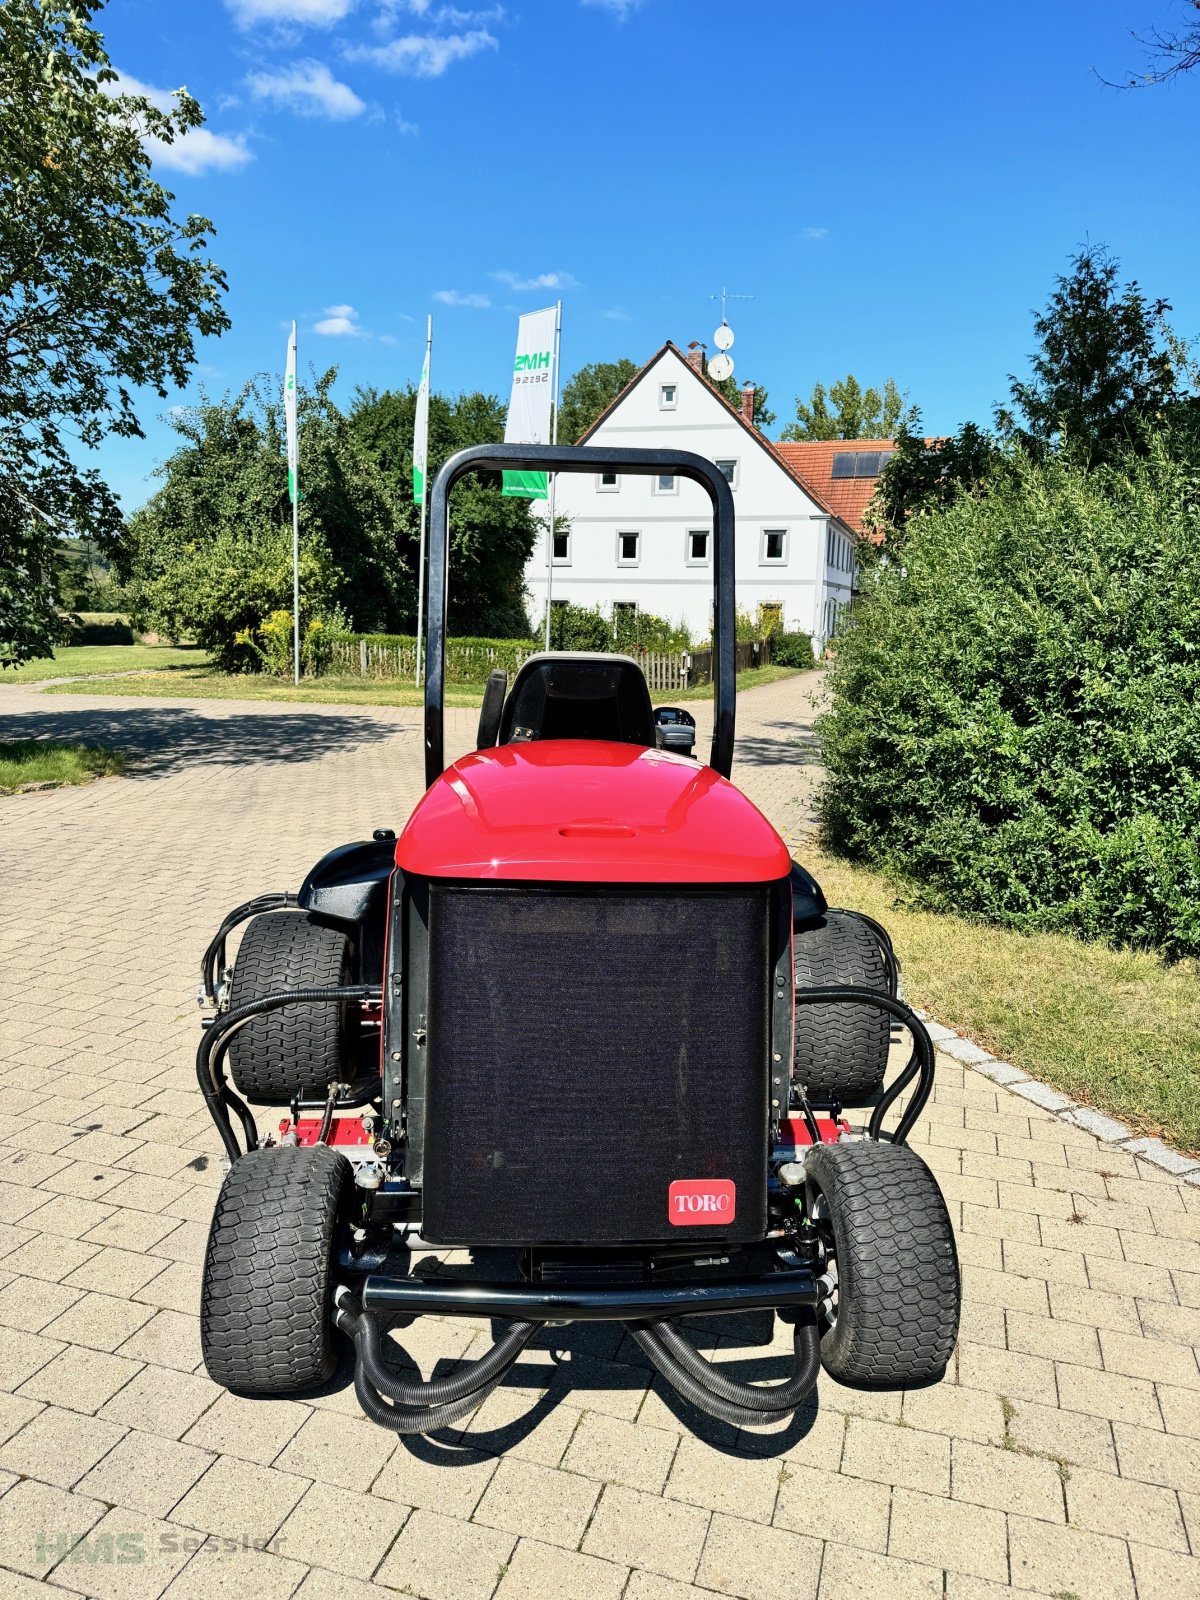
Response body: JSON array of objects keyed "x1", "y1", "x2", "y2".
[{"x1": 708, "y1": 288, "x2": 751, "y2": 382}]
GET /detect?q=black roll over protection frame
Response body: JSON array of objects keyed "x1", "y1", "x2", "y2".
[{"x1": 424, "y1": 444, "x2": 738, "y2": 786}]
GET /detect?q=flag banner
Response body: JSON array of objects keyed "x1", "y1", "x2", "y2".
[
  {"x1": 284, "y1": 322, "x2": 298, "y2": 505},
  {"x1": 502, "y1": 305, "x2": 557, "y2": 498},
  {"x1": 413, "y1": 333, "x2": 430, "y2": 505}
]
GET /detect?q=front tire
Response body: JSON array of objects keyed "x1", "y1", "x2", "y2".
[
  {"x1": 228, "y1": 911, "x2": 352, "y2": 1103},
  {"x1": 805, "y1": 1140, "x2": 959, "y2": 1387},
  {"x1": 793, "y1": 910, "x2": 891, "y2": 1103},
  {"x1": 200, "y1": 1144, "x2": 351, "y2": 1395}
]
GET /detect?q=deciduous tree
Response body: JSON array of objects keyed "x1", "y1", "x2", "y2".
[
  {"x1": 781, "y1": 376, "x2": 914, "y2": 441},
  {"x1": 0, "y1": 0, "x2": 229, "y2": 665}
]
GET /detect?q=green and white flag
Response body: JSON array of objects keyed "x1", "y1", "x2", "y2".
[
  {"x1": 503, "y1": 305, "x2": 557, "y2": 498},
  {"x1": 284, "y1": 321, "x2": 298, "y2": 505},
  {"x1": 412, "y1": 319, "x2": 431, "y2": 504}
]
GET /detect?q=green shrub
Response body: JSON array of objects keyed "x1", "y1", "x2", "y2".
[
  {"x1": 771, "y1": 631, "x2": 814, "y2": 668},
  {"x1": 236, "y1": 609, "x2": 339, "y2": 677},
  {"x1": 818, "y1": 445, "x2": 1200, "y2": 958},
  {"x1": 546, "y1": 604, "x2": 610, "y2": 652}
]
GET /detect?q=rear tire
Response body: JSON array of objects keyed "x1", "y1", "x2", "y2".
[
  {"x1": 228, "y1": 911, "x2": 352, "y2": 1103},
  {"x1": 793, "y1": 910, "x2": 890, "y2": 1103},
  {"x1": 805, "y1": 1139, "x2": 960, "y2": 1387},
  {"x1": 200, "y1": 1144, "x2": 350, "y2": 1395}
]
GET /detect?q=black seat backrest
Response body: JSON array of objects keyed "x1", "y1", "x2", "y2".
[{"x1": 498, "y1": 652, "x2": 656, "y2": 748}]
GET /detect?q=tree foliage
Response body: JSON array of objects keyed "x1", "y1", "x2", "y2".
[
  {"x1": 998, "y1": 246, "x2": 1179, "y2": 467},
  {"x1": 866, "y1": 419, "x2": 1000, "y2": 543},
  {"x1": 820, "y1": 446, "x2": 1200, "y2": 958},
  {"x1": 348, "y1": 385, "x2": 535, "y2": 638},
  {"x1": 128, "y1": 376, "x2": 537, "y2": 667},
  {"x1": 0, "y1": 0, "x2": 229, "y2": 665},
  {"x1": 781, "y1": 376, "x2": 915, "y2": 441}
]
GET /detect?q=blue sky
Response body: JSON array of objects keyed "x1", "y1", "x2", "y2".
[{"x1": 94, "y1": 0, "x2": 1200, "y2": 509}]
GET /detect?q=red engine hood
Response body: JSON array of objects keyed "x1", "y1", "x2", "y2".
[{"x1": 396, "y1": 740, "x2": 790, "y2": 883}]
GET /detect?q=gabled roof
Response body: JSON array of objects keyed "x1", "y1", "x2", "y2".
[
  {"x1": 774, "y1": 439, "x2": 901, "y2": 536},
  {"x1": 575, "y1": 342, "x2": 852, "y2": 531}
]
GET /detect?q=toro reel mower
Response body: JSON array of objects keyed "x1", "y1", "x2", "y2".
[{"x1": 196, "y1": 444, "x2": 960, "y2": 1434}]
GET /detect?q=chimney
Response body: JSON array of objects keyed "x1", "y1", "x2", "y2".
[
  {"x1": 741, "y1": 382, "x2": 756, "y2": 426},
  {"x1": 685, "y1": 341, "x2": 706, "y2": 376}
]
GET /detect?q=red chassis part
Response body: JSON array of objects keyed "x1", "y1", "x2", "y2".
[
  {"x1": 395, "y1": 740, "x2": 790, "y2": 884},
  {"x1": 278, "y1": 1116, "x2": 373, "y2": 1150},
  {"x1": 778, "y1": 1115, "x2": 850, "y2": 1152}
]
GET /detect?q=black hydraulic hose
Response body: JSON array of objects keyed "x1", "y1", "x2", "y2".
[
  {"x1": 338, "y1": 1306, "x2": 534, "y2": 1434},
  {"x1": 628, "y1": 1315, "x2": 821, "y2": 1429},
  {"x1": 196, "y1": 984, "x2": 381, "y2": 1162},
  {"x1": 339, "y1": 1302, "x2": 536, "y2": 1408},
  {"x1": 315, "y1": 1082, "x2": 338, "y2": 1146},
  {"x1": 793, "y1": 985, "x2": 935, "y2": 1145},
  {"x1": 200, "y1": 892, "x2": 297, "y2": 1001}
]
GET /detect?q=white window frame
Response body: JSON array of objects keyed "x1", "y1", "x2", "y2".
[
  {"x1": 616, "y1": 529, "x2": 641, "y2": 567},
  {"x1": 714, "y1": 458, "x2": 739, "y2": 489},
  {"x1": 613, "y1": 600, "x2": 638, "y2": 623},
  {"x1": 659, "y1": 383, "x2": 678, "y2": 411},
  {"x1": 596, "y1": 471, "x2": 619, "y2": 494},
  {"x1": 760, "y1": 527, "x2": 789, "y2": 566},
  {"x1": 552, "y1": 528, "x2": 571, "y2": 566},
  {"x1": 685, "y1": 528, "x2": 709, "y2": 567},
  {"x1": 651, "y1": 472, "x2": 678, "y2": 496}
]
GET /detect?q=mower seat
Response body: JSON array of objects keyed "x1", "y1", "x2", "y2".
[{"x1": 498, "y1": 652, "x2": 656, "y2": 748}]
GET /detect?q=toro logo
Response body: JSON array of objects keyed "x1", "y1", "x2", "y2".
[{"x1": 668, "y1": 1179, "x2": 736, "y2": 1226}]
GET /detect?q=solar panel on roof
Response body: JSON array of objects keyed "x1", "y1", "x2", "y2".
[{"x1": 831, "y1": 453, "x2": 855, "y2": 479}]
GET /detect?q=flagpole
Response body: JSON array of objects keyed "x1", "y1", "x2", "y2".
[
  {"x1": 415, "y1": 314, "x2": 432, "y2": 686},
  {"x1": 288, "y1": 321, "x2": 300, "y2": 686},
  {"x1": 543, "y1": 299, "x2": 563, "y2": 651}
]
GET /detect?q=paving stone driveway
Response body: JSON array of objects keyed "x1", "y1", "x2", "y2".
[{"x1": 0, "y1": 673, "x2": 1198, "y2": 1600}]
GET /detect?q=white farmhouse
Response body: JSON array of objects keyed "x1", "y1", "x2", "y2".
[{"x1": 526, "y1": 342, "x2": 857, "y2": 647}]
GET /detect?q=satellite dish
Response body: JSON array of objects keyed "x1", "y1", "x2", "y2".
[
  {"x1": 707, "y1": 352, "x2": 734, "y2": 382},
  {"x1": 713, "y1": 322, "x2": 734, "y2": 352}
]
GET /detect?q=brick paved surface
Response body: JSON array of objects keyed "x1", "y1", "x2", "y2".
[{"x1": 0, "y1": 672, "x2": 1198, "y2": 1599}]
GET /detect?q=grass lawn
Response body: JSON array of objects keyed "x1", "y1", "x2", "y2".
[
  {"x1": 4, "y1": 643, "x2": 206, "y2": 682},
  {"x1": 803, "y1": 843, "x2": 1200, "y2": 1156},
  {"x1": 0, "y1": 739, "x2": 125, "y2": 793},
  {"x1": 42, "y1": 661, "x2": 803, "y2": 707}
]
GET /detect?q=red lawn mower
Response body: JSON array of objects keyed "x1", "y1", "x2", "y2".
[{"x1": 196, "y1": 445, "x2": 960, "y2": 1433}]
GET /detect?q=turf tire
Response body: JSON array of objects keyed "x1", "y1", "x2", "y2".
[
  {"x1": 805, "y1": 1139, "x2": 960, "y2": 1387},
  {"x1": 228, "y1": 911, "x2": 352, "y2": 1103},
  {"x1": 793, "y1": 910, "x2": 890, "y2": 1103},
  {"x1": 200, "y1": 1144, "x2": 350, "y2": 1395}
]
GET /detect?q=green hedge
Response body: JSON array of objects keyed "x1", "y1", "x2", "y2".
[{"x1": 818, "y1": 446, "x2": 1200, "y2": 959}]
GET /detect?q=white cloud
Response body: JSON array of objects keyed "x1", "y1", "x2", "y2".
[
  {"x1": 601, "y1": 306, "x2": 631, "y2": 321},
  {"x1": 349, "y1": 28, "x2": 498, "y2": 75},
  {"x1": 375, "y1": 1, "x2": 503, "y2": 21},
  {"x1": 491, "y1": 270, "x2": 578, "y2": 292},
  {"x1": 581, "y1": 0, "x2": 643, "y2": 17},
  {"x1": 395, "y1": 111, "x2": 420, "y2": 133},
  {"x1": 314, "y1": 303, "x2": 368, "y2": 335},
  {"x1": 101, "y1": 72, "x2": 252, "y2": 174},
  {"x1": 433, "y1": 289, "x2": 491, "y2": 308},
  {"x1": 801, "y1": 226, "x2": 829, "y2": 240},
  {"x1": 247, "y1": 59, "x2": 366, "y2": 118},
  {"x1": 228, "y1": 0, "x2": 357, "y2": 26}
]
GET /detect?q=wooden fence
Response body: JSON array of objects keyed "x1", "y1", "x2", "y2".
[{"x1": 327, "y1": 636, "x2": 772, "y2": 691}]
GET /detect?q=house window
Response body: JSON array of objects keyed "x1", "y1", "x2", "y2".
[
  {"x1": 613, "y1": 602, "x2": 637, "y2": 621},
  {"x1": 617, "y1": 530, "x2": 640, "y2": 566},
  {"x1": 597, "y1": 471, "x2": 619, "y2": 493},
  {"x1": 761, "y1": 528, "x2": 788, "y2": 564},
  {"x1": 652, "y1": 473, "x2": 677, "y2": 495},
  {"x1": 714, "y1": 458, "x2": 738, "y2": 487},
  {"x1": 686, "y1": 529, "x2": 709, "y2": 566},
  {"x1": 659, "y1": 383, "x2": 677, "y2": 410},
  {"x1": 552, "y1": 529, "x2": 570, "y2": 564}
]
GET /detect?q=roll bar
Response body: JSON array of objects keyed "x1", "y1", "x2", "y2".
[{"x1": 425, "y1": 445, "x2": 736, "y2": 786}]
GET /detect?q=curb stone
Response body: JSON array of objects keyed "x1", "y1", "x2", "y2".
[{"x1": 911, "y1": 1007, "x2": 1200, "y2": 1176}]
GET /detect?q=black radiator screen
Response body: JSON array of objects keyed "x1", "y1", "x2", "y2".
[{"x1": 421, "y1": 886, "x2": 770, "y2": 1245}]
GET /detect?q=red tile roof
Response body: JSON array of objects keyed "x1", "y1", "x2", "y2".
[{"x1": 773, "y1": 440, "x2": 898, "y2": 535}]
